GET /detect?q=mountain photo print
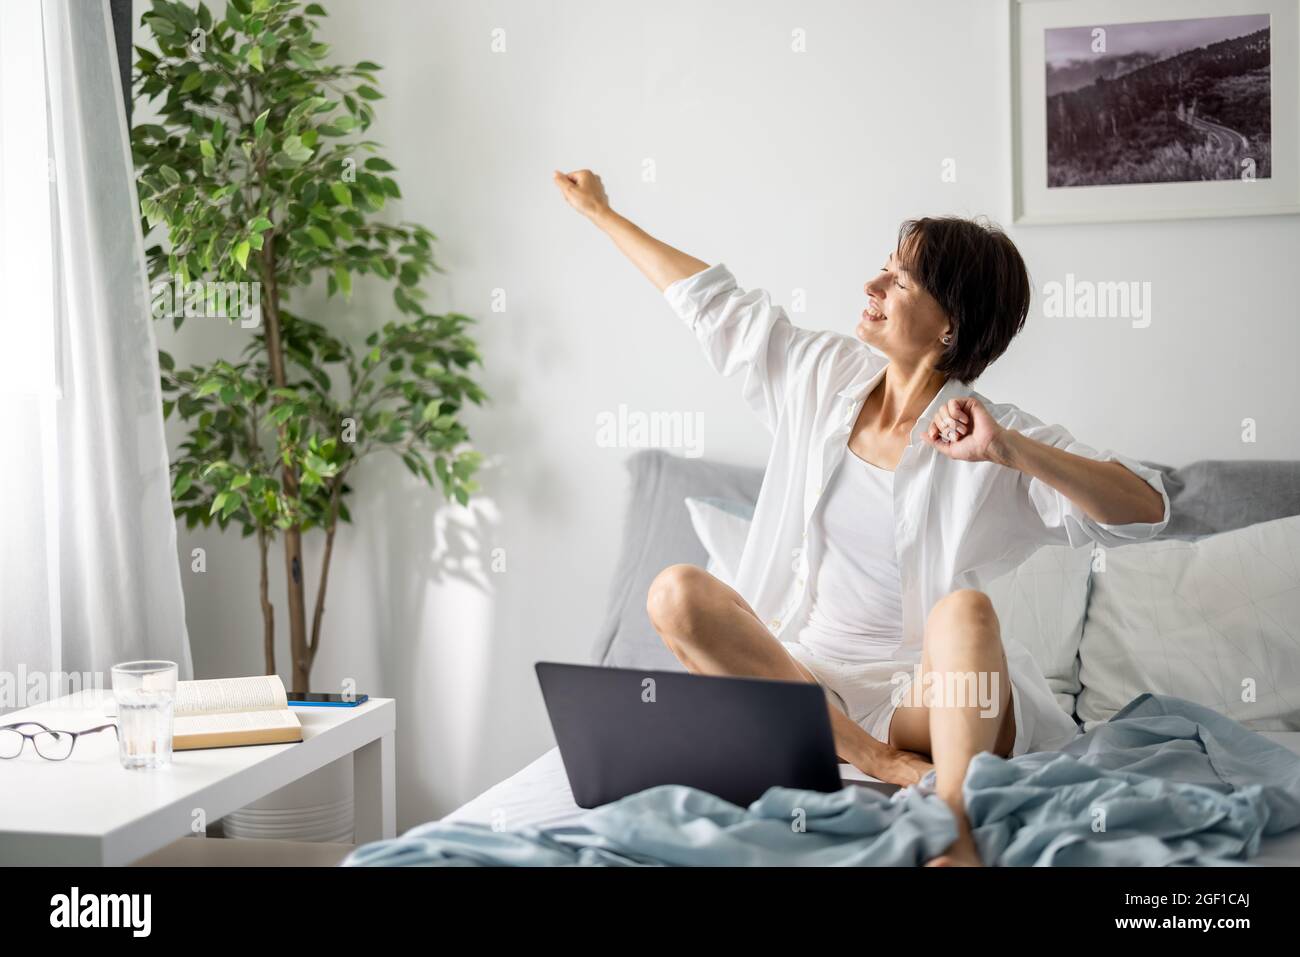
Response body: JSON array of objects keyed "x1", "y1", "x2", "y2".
[{"x1": 1045, "y1": 14, "x2": 1272, "y2": 187}]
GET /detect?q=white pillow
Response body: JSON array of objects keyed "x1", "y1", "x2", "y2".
[
  {"x1": 684, "y1": 497, "x2": 753, "y2": 588},
  {"x1": 984, "y1": 545, "x2": 1094, "y2": 719},
  {"x1": 1077, "y1": 514, "x2": 1300, "y2": 732},
  {"x1": 685, "y1": 496, "x2": 1089, "y2": 719}
]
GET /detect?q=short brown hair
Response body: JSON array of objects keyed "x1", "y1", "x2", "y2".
[{"x1": 896, "y1": 216, "x2": 1030, "y2": 383}]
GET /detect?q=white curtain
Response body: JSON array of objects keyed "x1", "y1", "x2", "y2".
[{"x1": 0, "y1": 0, "x2": 191, "y2": 704}]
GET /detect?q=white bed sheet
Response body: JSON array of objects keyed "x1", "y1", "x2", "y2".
[{"x1": 445, "y1": 734, "x2": 1300, "y2": 865}]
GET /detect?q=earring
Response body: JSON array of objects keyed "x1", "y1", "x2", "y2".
[{"x1": 941, "y1": 334, "x2": 953, "y2": 345}]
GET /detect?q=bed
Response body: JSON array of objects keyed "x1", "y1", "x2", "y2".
[
  {"x1": 440, "y1": 451, "x2": 1300, "y2": 866},
  {"x1": 443, "y1": 741, "x2": 1300, "y2": 865}
]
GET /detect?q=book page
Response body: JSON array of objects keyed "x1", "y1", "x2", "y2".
[
  {"x1": 174, "y1": 708, "x2": 300, "y2": 734},
  {"x1": 175, "y1": 674, "x2": 289, "y2": 716}
]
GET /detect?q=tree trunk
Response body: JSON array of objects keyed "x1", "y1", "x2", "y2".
[
  {"x1": 307, "y1": 477, "x2": 345, "y2": 677},
  {"x1": 283, "y1": 527, "x2": 310, "y2": 691},
  {"x1": 259, "y1": 233, "x2": 312, "y2": 691},
  {"x1": 257, "y1": 528, "x2": 275, "y2": 676}
]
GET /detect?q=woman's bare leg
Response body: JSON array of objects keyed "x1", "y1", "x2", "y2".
[
  {"x1": 646, "y1": 564, "x2": 933, "y2": 787},
  {"x1": 888, "y1": 588, "x2": 1015, "y2": 867}
]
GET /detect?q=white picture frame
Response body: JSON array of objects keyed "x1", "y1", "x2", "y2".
[{"x1": 1010, "y1": 0, "x2": 1300, "y2": 223}]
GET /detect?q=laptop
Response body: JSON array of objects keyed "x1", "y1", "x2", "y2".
[{"x1": 535, "y1": 661, "x2": 845, "y2": 808}]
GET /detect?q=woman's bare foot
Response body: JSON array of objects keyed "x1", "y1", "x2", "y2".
[
  {"x1": 852, "y1": 747, "x2": 933, "y2": 787},
  {"x1": 886, "y1": 749, "x2": 935, "y2": 788},
  {"x1": 926, "y1": 811, "x2": 984, "y2": 866}
]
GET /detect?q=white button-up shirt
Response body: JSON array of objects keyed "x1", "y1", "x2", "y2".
[{"x1": 664, "y1": 264, "x2": 1171, "y2": 752}]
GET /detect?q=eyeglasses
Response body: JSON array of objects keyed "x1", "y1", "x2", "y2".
[{"x1": 0, "y1": 721, "x2": 118, "y2": 761}]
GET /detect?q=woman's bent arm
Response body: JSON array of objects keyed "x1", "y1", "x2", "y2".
[
  {"x1": 554, "y1": 169, "x2": 708, "y2": 291},
  {"x1": 991, "y1": 430, "x2": 1167, "y2": 526}
]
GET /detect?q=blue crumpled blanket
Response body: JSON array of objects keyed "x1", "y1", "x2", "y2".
[{"x1": 344, "y1": 694, "x2": 1300, "y2": 866}]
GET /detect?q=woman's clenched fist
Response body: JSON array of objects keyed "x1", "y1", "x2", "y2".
[{"x1": 553, "y1": 169, "x2": 610, "y2": 220}]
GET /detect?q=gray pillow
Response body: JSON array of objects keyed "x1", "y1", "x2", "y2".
[
  {"x1": 1072, "y1": 459, "x2": 1300, "y2": 726},
  {"x1": 1154, "y1": 460, "x2": 1300, "y2": 539},
  {"x1": 591, "y1": 450, "x2": 763, "y2": 669}
]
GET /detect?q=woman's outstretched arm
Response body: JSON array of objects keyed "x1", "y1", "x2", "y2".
[
  {"x1": 553, "y1": 169, "x2": 708, "y2": 291},
  {"x1": 991, "y1": 432, "x2": 1166, "y2": 525},
  {"x1": 924, "y1": 397, "x2": 1168, "y2": 527}
]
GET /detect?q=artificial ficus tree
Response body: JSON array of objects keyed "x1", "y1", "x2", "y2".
[{"x1": 134, "y1": 0, "x2": 485, "y2": 690}]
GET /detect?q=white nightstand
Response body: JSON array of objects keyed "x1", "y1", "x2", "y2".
[{"x1": 0, "y1": 689, "x2": 396, "y2": 866}]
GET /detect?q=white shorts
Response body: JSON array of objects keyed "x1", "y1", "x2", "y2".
[{"x1": 782, "y1": 640, "x2": 1034, "y2": 757}]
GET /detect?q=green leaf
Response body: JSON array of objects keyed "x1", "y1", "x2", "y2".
[
  {"x1": 356, "y1": 85, "x2": 383, "y2": 101},
  {"x1": 199, "y1": 139, "x2": 215, "y2": 158},
  {"x1": 305, "y1": 225, "x2": 331, "y2": 248},
  {"x1": 248, "y1": 45, "x2": 263, "y2": 73},
  {"x1": 280, "y1": 135, "x2": 313, "y2": 164},
  {"x1": 221, "y1": 492, "x2": 243, "y2": 520},
  {"x1": 146, "y1": 15, "x2": 179, "y2": 40},
  {"x1": 333, "y1": 264, "x2": 352, "y2": 299},
  {"x1": 253, "y1": 108, "x2": 269, "y2": 139},
  {"x1": 329, "y1": 182, "x2": 352, "y2": 207},
  {"x1": 250, "y1": 216, "x2": 273, "y2": 233},
  {"x1": 233, "y1": 240, "x2": 251, "y2": 269}
]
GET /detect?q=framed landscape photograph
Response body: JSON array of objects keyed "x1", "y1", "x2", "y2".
[{"x1": 1010, "y1": 0, "x2": 1300, "y2": 223}]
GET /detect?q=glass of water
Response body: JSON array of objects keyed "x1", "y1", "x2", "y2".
[{"x1": 111, "y1": 660, "x2": 178, "y2": 770}]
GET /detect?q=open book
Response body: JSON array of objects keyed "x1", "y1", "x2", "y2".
[{"x1": 171, "y1": 675, "x2": 303, "y2": 750}]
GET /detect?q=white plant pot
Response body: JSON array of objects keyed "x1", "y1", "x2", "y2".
[{"x1": 222, "y1": 754, "x2": 354, "y2": 843}]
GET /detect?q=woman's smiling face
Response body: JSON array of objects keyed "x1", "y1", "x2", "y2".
[{"x1": 856, "y1": 247, "x2": 951, "y2": 368}]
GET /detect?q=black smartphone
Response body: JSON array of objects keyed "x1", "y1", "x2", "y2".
[{"x1": 286, "y1": 691, "x2": 369, "y2": 707}]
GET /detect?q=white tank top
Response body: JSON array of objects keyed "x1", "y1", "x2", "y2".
[{"x1": 795, "y1": 449, "x2": 905, "y2": 662}]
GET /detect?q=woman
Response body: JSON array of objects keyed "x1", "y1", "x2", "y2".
[{"x1": 554, "y1": 169, "x2": 1169, "y2": 866}]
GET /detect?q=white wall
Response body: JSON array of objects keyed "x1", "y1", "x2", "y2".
[{"x1": 152, "y1": 0, "x2": 1300, "y2": 827}]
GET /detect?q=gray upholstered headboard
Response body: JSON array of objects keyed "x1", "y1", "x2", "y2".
[
  {"x1": 592, "y1": 450, "x2": 1300, "y2": 670},
  {"x1": 592, "y1": 451, "x2": 763, "y2": 670}
]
